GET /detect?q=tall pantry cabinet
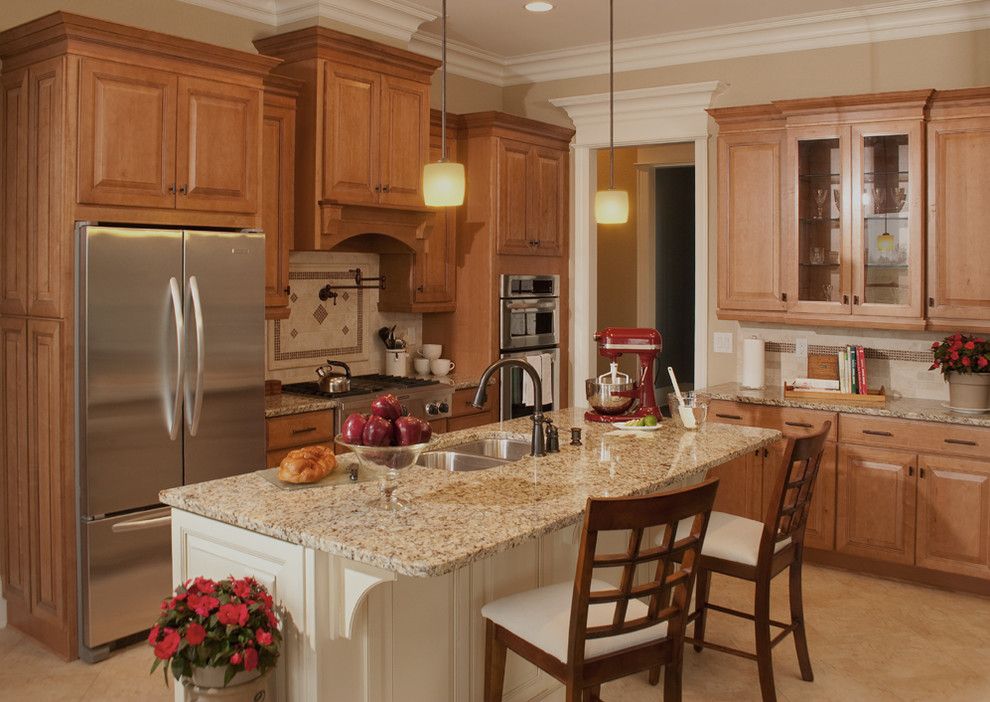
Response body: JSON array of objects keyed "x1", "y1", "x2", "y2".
[{"x1": 0, "y1": 12, "x2": 276, "y2": 659}]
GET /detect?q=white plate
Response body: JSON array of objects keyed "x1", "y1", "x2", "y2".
[
  {"x1": 615, "y1": 420, "x2": 662, "y2": 431},
  {"x1": 941, "y1": 402, "x2": 990, "y2": 415}
]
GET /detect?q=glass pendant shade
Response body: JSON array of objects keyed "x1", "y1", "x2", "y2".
[
  {"x1": 423, "y1": 161, "x2": 465, "y2": 207},
  {"x1": 595, "y1": 189, "x2": 629, "y2": 224}
]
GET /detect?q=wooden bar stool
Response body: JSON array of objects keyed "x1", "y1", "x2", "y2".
[
  {"x1": 481, "y1": 479, "x2": 719, "y2": 702},
  {"x1": 684, "y1": 423, "x2": 831, "y2": 702}
]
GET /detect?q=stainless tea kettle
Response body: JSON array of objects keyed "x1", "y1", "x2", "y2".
[{"x1": 316, "y1": 360, "x2": 352, "y2": 393}]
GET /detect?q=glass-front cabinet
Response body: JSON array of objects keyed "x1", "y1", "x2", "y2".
[{"x1": 785, "y1": 120, "x2": 923, "y2": 320}]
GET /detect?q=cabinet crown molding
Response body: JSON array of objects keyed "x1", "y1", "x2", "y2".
[
  {"x1": 0, "y1": 12, "x2": 280, "y2": 76},
  {"x1": 459, "y1": 111, "x2": 575, "y2": 146},
  {"x1": 254, "y1": 25, "x2": 439, "y2": 81}
]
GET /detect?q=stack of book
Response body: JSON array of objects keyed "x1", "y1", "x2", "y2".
[
  {"x1": 837, "y1": 345, "x2": 869, "y2": 395},
  {"x1": 785, "y1": 347, "x2": 885, "y2": 404}
]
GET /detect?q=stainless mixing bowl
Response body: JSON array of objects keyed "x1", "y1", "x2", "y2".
[{"x1": 586, "y1": 376, "x2": 636, "y2": 415}]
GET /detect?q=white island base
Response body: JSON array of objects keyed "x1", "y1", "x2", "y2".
[{"x1": 171, "y1": 501, "x2": 684, "y2": 702}]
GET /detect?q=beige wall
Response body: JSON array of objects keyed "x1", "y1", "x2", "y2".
[{"x1": 432, "y1": 73, "x2": 503, "y2": 114}]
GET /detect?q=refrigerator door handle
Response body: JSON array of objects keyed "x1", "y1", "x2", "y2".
[
  {"x1": 110, "y1": 514, "x2": 172, "y2": 533},
  {"x1": 188, "y1": 275, "x2": 206, "y2": 437},
  {"x1": 167, "y1": 277, "x2": 185, "y2": 441}
]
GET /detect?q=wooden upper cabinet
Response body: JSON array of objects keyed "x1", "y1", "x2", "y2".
[
  {"x1": 927, "y1": 108, "x2": 990, "y2": 324},
  {"x1": 916, "y1": 454, "x2": 990, "y2": 578},
  {"x1": 1, "y1": 69, "x2": 28, "y2": 317},
  {"x1": 379, "y1": 75, "x2": 428, "y2": 207},
  {"x1": 529, "y1": 146, "x2": 565, "y2": 257},
  {"x1": 836, "y1": 444, "x2": 917, "y2": 565},
  {"x1": 261, "y1": 82, "x2": 297, "y2": 319},
  {"x1": 77, "y1": 59, "x2": 177, "y2": 209},
  {"x1": 716, "y1": 130, "x2": 786, "y2": 312},
  {"x1": 413, "y1": 136, "x2": 457, "y2": 308},
  {"x1": 496, "y1": 138, "x2": 533, "y2": 255},
  {"x1": 176, "y1": 77, "x2": 260, "y2": 214},
  {"x1": 322, "y1": 64, "x2": 380, "y2": 204}
]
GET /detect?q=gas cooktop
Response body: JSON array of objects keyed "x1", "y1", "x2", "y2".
[{"x1": 283, "y1": 374, "x2": 440, "y2": 399}]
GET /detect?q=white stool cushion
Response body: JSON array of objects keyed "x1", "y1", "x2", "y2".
[
  {"x1": 481, "y1": 579, "x2": 669, "y2": 663},
  {"x1": 660, "y1": 513, "x2": 790, "y2": 567}
]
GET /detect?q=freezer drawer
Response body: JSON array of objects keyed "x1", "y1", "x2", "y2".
[{"x1": 82, "y1": 507, "x2": 172, "y2": 648}]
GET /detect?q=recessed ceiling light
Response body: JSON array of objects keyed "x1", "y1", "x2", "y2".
[{"x1": 525, "y1": 1, "x2": 554, "y2": 12}]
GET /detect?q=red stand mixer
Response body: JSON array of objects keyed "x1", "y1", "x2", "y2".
[{"x1": 584, "y1": 327, "x2": 663, "y2": 423}]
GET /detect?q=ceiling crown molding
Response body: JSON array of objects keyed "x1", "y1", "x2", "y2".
[
  {"x1": 551, "y1": 81, "x2": 727, "y2": 146},
  {"x1": 178, "y1": 0, "x2": 437, "y2": 42}
]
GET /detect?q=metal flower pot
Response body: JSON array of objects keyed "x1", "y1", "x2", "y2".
[
  {"x1": 182, "y1": 668, "x2": 272, "y2": 702},
  {"x1": 947, "y1": 372, "x2": 990, "y2": 413}
]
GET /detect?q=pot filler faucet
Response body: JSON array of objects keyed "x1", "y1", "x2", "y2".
[{"x1": 472, "y1": 359, "x2": 546, "y2": 457}]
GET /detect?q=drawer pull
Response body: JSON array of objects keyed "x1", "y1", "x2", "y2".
[
  {"x1": 862, "y1": 429, "x2": 893, "y2": 437},
  {"x1": 715, "y1": 413, "x2": 743, "y2": 420},
  {"x1": 908, "y1": 466, "x2": 914, "y2": 477},
  {"x1": 784, "y1": 421, "x2": 813, "y2": 428},
  {"x1": 292, "y1": 426, "x2": 318, "y2": 435},
  {"x1": 944, "y1": 438, "x2": 977, "y2": 447}
]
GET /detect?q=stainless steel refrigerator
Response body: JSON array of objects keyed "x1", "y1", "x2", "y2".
[{"x1": 77, "y1": 225, "x2": 265, "y2": 661}]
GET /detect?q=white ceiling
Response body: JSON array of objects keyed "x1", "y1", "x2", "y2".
[{"x1": 180, "y1": 0, "x2": 990, "y2": 85}]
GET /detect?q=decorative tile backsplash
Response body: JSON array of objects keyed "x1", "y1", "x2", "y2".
[
  {"x1": 266, "y1": 252, "x2": 422, "y2": 383},
  {"x1": 738, "y1": 323, "x2": 948, "y2": 401}
]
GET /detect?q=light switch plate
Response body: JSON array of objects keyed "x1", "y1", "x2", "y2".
[
  {"x1": 713, "y1": 332, "x2": 733, "y2": 354},
  {"x1": 795, "y1": 338, "x2": 809, "y2": 357}
]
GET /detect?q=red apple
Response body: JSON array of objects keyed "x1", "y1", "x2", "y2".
[
  {"x1": 370, "y1": 393, "x2": 403, "y2": 421},
  {"x1": 419, "y1": 418, "x2": 432, "y2": 443},
  {"x1": 362, "y1": 415, "x2": 393, "y2": 446},
  {"x1": 393, "y1": 416, "x2": 424, "y2": 446},
  {"x1": 341, "y1": 413, "x2": 368, "y2": 445}
]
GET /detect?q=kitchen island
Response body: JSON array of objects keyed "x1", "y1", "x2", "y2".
[{"x1": 161, "y1": 408, "x2": 779, "y2": 702}]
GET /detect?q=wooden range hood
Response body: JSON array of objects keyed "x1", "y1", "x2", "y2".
[{"x1": 255, "y1": 27, "x2": 439, "y2": 253}]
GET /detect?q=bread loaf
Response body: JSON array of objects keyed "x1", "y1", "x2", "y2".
[{"x1": 277, "y1": 445, "x2": 337, "y2": 484}]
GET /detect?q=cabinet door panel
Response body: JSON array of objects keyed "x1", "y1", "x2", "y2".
[
  {"x1": 927, "y1": 116, "x2": 990, "y2": 321},
  {"x1": 414, "y1": 139, "x2": 456, "y2": 308},
  {"x1": 765, "y1": 439, "x2": 836, "y2": 550},
  {"x1": 717, "y1": 131, "x2": 786, "y2": 312},
  {"x1": 176, "y1": 77, "x2": 260, "y2": 214},
  {"x1": 529, "y1": 147, "x2": 565, "y2": 257},
  {"x1": 27, "y1": 320, "x2": 71, "y2": 631},
  {"x1": 379, "y1": 76, "x2": 428, "y2": 207},
  {"x1": 262, "y1": 99, "x2": 294, "y2": 317},
  {"x1": 836, "y1": 445, "x2": 916, "y2": 564},
  {"x1": 0, "y1": 318, "x2": 28, "y2": 606},
  {"x1": 77, "y1": 59, "x2": 176, "y2": 208},
  {"x1": 707, "y1": 450, "x2": 763, "y2": 521},
  {"x1": 1, "y1": 70, "x2": 28, "y2": 316},
  {"x1": 27, "y1": 59, "x2": 66, "y2": 318},
  {"x1": 496, "y1": 139, "x2": 532, "y2": 256},
  {"x1": 323, "y1": 65, "x2": 379, "y2": 203},
  {"x1": 916, "y1": 455, "x2": 990, "y2": 578}
]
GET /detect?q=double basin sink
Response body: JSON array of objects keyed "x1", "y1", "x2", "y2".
[{"x1": 417, "y1": 437, "x2": 531, "y2": 472}]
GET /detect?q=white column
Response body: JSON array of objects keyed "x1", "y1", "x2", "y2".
[
  {"x1": 570, "y1": 145, "x2": 596, "y2": 406},
  {"x1": 693, "y1": 136, "x2": 710, "y2": 389}
]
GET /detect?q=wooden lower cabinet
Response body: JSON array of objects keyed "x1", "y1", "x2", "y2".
[
  {"x1": 707, "y1": 449, "x2": 763, "y2": 521},
  {"x1": 915, "y1": 454, "x2": 990, "y2": 579},
  {"x1": 265, "y1": 410, "x2": 335, "y2": 468},
  {"x1": 836, "y1": 445, "x2": 917, "y2": 565},
  {"x1": 763, "y1": 439, "x2": 837, "y2": 551}
]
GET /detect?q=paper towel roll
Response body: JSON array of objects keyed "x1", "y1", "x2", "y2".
[{"x1": 741, "y1": 337, "x2": 766, "y2": 389}]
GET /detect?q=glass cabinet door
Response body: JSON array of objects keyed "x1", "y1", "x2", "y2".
[
  {"x1": 852, "y1": 121, "x2": 923, "y2": 318},
  {"x1": 787, "y1": 127, "x2": 850, "y2": 313}
]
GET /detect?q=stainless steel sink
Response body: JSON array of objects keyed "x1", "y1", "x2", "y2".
[
  {"x1": 448, "y1": 438, "x2": 531, "y2": 461},
  {"x1": 416, "y1": 451, "x2": 508, "y2": 472}
]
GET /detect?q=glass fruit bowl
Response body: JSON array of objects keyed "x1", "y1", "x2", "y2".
[{"x1": 335, "y1": 435, "x2": 434, "y2": 511}]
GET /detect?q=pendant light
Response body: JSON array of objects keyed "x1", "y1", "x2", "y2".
[
  {"x1": 423, "y1": 0, "x2": 465, "y2": 207},
  {"x1": 594, "y1": 0, "x2": 628, "y2": 224}
]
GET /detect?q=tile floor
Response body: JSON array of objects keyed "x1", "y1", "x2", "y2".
[{"x1": 1, "y1": 564, "x2": 988, "y2": 701}]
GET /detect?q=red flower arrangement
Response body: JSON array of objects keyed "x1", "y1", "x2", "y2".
[
  {"x1": 930, "y1": 333, "x2": 990, "y2": 376},
  {"x1": 149, "y1": 576, "x2": 281, "y2": 687}
]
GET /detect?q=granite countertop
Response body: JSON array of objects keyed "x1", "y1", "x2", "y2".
[
  {"x1": 265, "y1": 374, "x2": 492, "y2": 418},
  {"x1": 162, "y1": 407, "x2": 780, "y2": 578},
  {"x1": 702, "y1": 382, "x2": 990, "y2": 429}
]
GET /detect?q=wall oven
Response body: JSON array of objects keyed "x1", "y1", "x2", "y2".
[
  {"x1": 500, "y1": 274, "x2": 560, "y2": 351},
  {"x1": 499, "y1": 275, "x2": 560, "y2": 420}
]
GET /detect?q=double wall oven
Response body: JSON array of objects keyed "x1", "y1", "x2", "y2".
[{"x1": 499, "y1": 274, "x2": 560, "y2": 420}]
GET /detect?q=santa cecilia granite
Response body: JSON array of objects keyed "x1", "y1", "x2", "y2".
[
  {"x1": 162, "y1": 407, "x2": 779, "y2": 577},
  {"x1": 264, "y1": 392, "x2": 340, "y2": 418},
  {"x1": 703, "y1": 382, "x2": 990, "y2": 428}
]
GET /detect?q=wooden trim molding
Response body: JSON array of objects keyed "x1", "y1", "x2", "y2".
[{"x1": 318, "y1": 200, "x2": 433, "y2": 250}]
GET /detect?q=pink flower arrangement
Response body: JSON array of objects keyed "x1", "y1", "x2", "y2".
[
  {"x1": 149, "y1": 576, "x2": 281, "y2": 687},
  {"x1": 930, "y1": 333, "x2": 990, "y2": 377}
]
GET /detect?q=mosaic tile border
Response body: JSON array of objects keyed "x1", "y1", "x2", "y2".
[
  {"x1": 765, "y1": 341, "x2": 932, "y2": 364},
  {"x1": 273, "y1": 271, "x2": 365, "y2": 361}
]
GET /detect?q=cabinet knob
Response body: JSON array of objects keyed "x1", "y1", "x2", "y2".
[
  {"x1": 781, "y1": 292, "x2": 788, "y2": 302},
  {"x1": 929, "y1": 297, "x2": 935, "y2": 308},
  {"x1": 416, "y1": 285, "x2": 424, "y2": 292},
  {"x1": 843, "y1": 294, "x2": 849, "y2": 305},
  {"x1": 168, "y1": 183, "x2": 176, "y2": 195},
  {"x1": 284, "y1": 285, "x2": 291, "y2": 296},
  {"x1": 383, "y1": 184, "x2": 391, "y2": 193},
  {"x1": 375, "y1": 185, "x2": 382, "y2": 193},
  {"x1": 179, "y1": 184, "x2": 188, "y2": 195},
  {"x1": 853, "y1": 294, "x2": 860, "y2": 305}
]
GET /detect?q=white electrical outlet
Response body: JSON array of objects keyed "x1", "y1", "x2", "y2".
[
  {"x1": 713, "y1": 332, "x2": 733, "y2": 354},
  {"x1": 795, "y1": 338, "x2": 809, "y2": 357}
]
